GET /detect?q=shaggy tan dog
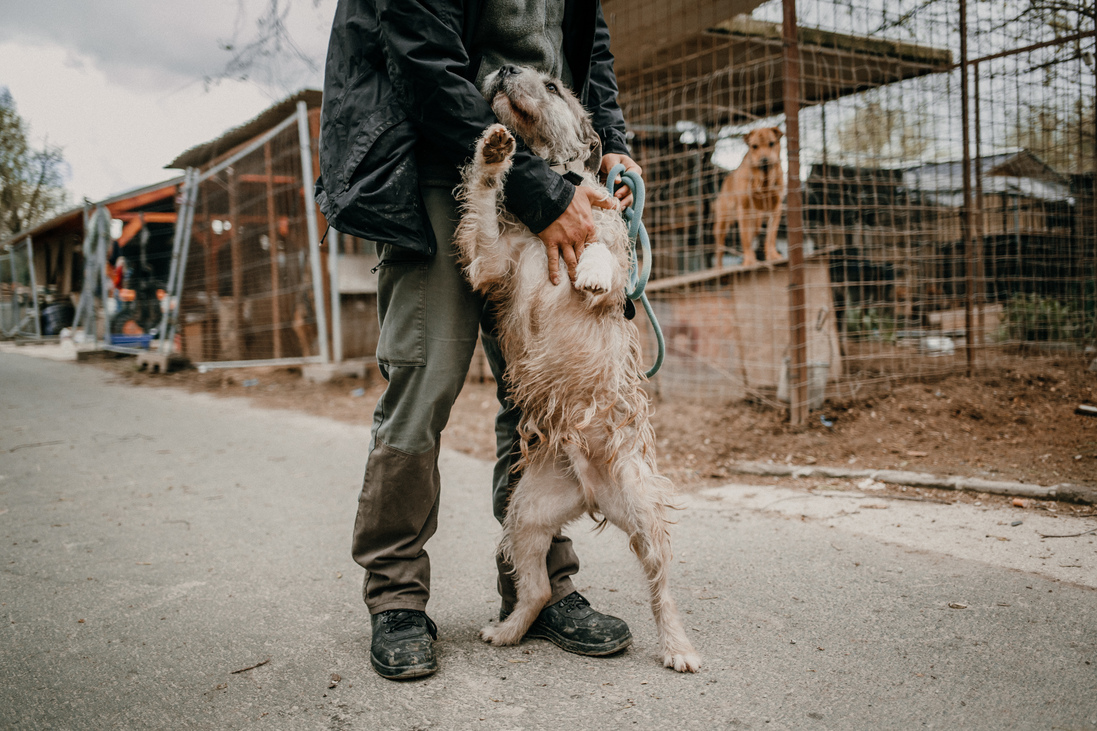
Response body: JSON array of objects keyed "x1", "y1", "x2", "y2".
[
  {"x1": 454, "y1": 66, "x2": 700, "y2": 673},
  {"x1": 712, "y1": 126, "x2": 786, "y2": 267}
]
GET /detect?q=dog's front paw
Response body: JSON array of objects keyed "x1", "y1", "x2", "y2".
[
  {"x1": 479, "y1": 124, "x2": 516, "y2": 166},
  {"x1": 479, "y1": 622, "x2": 523, "y2": 647},
  {"x1": 573, "y1": 241, "x2": 616, "y2": 294},
  {"x1": 664, "y1": 651, "x2": 702, "y2": 673}
]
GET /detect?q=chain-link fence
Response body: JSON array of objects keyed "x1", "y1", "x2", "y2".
[
  {"x1": 610, "y1": 0, "x2": 1095, "y2": 420},
  {"x1": 68, "y1": 197, "x2": 184, "y2": 353},
  {"x1": 174, "y1": 104, "x2": 328, "y2": 367}
]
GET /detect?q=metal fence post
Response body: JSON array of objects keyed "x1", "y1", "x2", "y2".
[
  {"x1": 164, "y1": 168, "x2": 199, "y2": 357},
  {"x1": 157, "y1": 169, "x2": 192, "y2": 350},
  {"x1": 25, "y1": 237, "x2": 41, "y2": 339},
  {"x1": 98, "y1": 207, "x2": 112, "y2": 348},
  {"x1": 0, "y1": 249, "x2": 11, "y2": 337},
  {"x1": 782, "y1": 0, "x2": 808, "y2": 425},
  {"x1": 959, "y1": 0, "x2": 976, "y2": 376},
  {"x1": 96, "y1": 208, "x2": 110, "y2": 349},
  {"x1": 297, "y1": 100, "x2": 331, "y2": 364}
]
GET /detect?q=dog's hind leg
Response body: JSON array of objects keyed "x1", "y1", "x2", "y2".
[
  {"x1": 481, "y1": 524, "x2": 554, "y2": 646},
  {"x1": 480, "y1": 459, "x2": 585, "y2": 647},
  {"x1": 598, "y1": 463, "x2": 701, "y2": 673},
  {"x1": 455, "y1": 124, "x2": 517, "y2": 291}
]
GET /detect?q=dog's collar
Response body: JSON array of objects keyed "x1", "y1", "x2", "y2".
[{"x1": 549, "y1": 158, "x2": 586, "y2": 185}]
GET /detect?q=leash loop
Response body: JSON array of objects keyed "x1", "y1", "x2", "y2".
[{"x1": 607, "y1": 164, "x2": 664, "y2": 378}]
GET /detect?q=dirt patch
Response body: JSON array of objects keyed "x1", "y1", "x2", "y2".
[
  {"x1": 653, "y1": 356, "x2": 1097, "y2": 492},
  {"x1": 90, "y1": 353, "x2": 1097, "y2": 495}
]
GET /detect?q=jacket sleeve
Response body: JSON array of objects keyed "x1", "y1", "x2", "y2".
[
  {"x1": 587, "y1": 2, "x2": 630, "y2": 157},
  {"x1": 375, "y1": 0, "x2": 573, "y2": 233}
]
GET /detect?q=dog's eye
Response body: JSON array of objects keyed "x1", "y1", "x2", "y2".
[
  {"x1": 545, "y1": 82, "x2": 559, "y2": 94},
  {"x1": 769, "y1": 141, "x2": 775, "y2": 147},
  {"x1": 752, "y1": 144, "x2": 759, "y2": 149}
]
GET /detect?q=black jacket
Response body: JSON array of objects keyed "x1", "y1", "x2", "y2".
[{"x1": 315, "y1": 0, "x2": 629, "y2": 255}]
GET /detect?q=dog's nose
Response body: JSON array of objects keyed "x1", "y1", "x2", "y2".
[{"x1": 498, "y1": 65, "x2": 521, "y2": 78}]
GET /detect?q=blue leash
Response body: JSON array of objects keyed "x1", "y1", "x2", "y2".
[{"x1": 606, "y1": 164, "x2": 665, "y2": 378}]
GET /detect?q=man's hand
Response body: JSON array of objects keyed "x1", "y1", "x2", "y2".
[
  {"x1": 537, "y1": 186, "x2": 618, "y2": 285},
  {"x1": 601, "y1": 153, "x2": 643, "y2": 210}
]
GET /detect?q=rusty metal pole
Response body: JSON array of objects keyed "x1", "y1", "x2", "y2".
[
  {"x1": 972, "y1": 61, "x2": 986, "y2": 351},
  {"x1": 959, "y1": 0, "x2": 976, "y2": 376},
  {"x1": 228, "y1": 168, "x2": 244, "y2": 360},
  {"x1": 264, "y1": 140, "x2": 283, "y2": 360},
  {"x1": 783, "y1": 0, "x2": 808, "y2": 424}
]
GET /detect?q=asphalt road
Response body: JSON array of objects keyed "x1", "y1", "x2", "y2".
[{"x1": 1, "y1": 350, "x2": 1095, "y2": 730}]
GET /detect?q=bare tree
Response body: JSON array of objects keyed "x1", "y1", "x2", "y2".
[
  {"x1": 1010, "y1": 96, "x2": 1096, "y2": 173},
  {"x1": 0, "y1": 89, "x2": 69, "y2": 237},
  {"x1": 205, "y1": 0, "x2": 329, "y2": 94},
  {"x1": 834, "y1": 99, "x2": 931, "y2": 164}
]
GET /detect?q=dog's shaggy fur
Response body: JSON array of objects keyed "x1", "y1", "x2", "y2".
[
  {"x1": 712, "y1": 126, "x2": 786, "y2": 268},
  {"x1": 454, "y1": 65, "x2": 700, "y2": 673}
]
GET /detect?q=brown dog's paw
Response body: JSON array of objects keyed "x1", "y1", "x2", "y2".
[{"x1": 480, "y1": 124, "x2": 516, "y2": 165}]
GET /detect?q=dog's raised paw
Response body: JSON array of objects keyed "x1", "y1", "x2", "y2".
[
  {"x1": 480, "y1": 124, "x2": 516, "y2": 165},
  {"x1": 664, "y1": 652, "x2": 702, "y2": 673}
]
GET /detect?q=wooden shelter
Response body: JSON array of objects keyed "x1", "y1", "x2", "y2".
[{"x1": 0, "y1": 177, "x2": 185, "y2": 337}]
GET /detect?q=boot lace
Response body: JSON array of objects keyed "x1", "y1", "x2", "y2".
[
  {"x1": 555, "y1": 592, "x2": 590, "y2": 614},
  {"x1": 382, "y1": 610, "x2": 438, "y2": 639}
]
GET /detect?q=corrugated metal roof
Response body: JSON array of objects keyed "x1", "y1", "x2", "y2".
[{"x1": 903, "y1": 150, "x2": 1071, "y2": 204}]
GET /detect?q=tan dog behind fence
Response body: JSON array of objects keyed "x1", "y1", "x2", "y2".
[
  {"x1": 455, "y1": 65, "x2": 701, "y2": 673},
  {"x1": 712, "y1": 126, "x2": 786, "y2": 268}
]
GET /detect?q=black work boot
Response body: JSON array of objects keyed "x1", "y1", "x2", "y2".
[
  {"x1": 369, "y1": 609, "x2": 438, "y2": 680},
  {"x1": 501, "y1": 592, "x2": 632, "y2": 656}
]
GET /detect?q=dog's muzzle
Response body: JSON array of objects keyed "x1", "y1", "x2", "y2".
[{"x1": 487, "y1": 65, "x2": 523, "y2": 98}]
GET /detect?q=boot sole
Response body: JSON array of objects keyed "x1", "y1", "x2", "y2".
[
  {"x1": 522, "y1": 624, "x2": 633, "y2": 657},
  {"x1": 370, "y1": 654, "x2": 438, "y2": 680}
]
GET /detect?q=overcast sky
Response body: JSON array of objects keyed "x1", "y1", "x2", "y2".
[{"x1": 0, "y1": 0, "x2": 334, "y2": 204}]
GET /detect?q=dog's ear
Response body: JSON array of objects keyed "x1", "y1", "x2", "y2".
[
  {"x1": 771, "y1": 127, "x2": 784, "y2": 140},
  {"x1": 583, "y1": 127, "x2": 603, "y2": 175}
]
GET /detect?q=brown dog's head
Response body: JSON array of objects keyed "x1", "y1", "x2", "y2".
[
  {"x1": 482, "y1": 65, "x2": 602, "y2": 173},
  {"x1": 743, "y1": 127, "x2": 783, "y2": 174}
]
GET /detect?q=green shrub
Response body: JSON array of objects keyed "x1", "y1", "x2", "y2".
[
  {"x1": 843, "y1": 305, "x2": 895, "y2": 341},
  {"x1": 1002, "y1": 293, "x2": 1085, "y2": 342}
]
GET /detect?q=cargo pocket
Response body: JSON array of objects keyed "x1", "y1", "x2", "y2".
[{"x1": 375, "y1": 243, "x2": 429, "y2": 368}]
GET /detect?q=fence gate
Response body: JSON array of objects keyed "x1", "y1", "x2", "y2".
[{"x1": 174, "y1": 102, "x2": 329, "y2": 369}]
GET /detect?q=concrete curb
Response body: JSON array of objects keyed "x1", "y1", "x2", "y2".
[{"x1": 728, "y1": 461, "x2": 1097, "y2": 505}]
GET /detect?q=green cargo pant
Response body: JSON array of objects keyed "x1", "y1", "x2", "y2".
[{"x1": 351, "y1": 185, "x2": 579, "y2": 615}]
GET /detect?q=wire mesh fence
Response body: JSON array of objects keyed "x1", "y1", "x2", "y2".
[
  {"x1": 68, "y1": 194, "x2": 188, "y2": 353},
  {"x1": 611, "y1": 0, "x2": 1096, "y2": 416},
  {"x1": 0, "y1": 240, "x2": 40, "y2": 339},
  {"x1": 103, "y1": 203, "x2": 182, "y2": 351},
  {"x1": 176, "y1": 107, "x2": 327, "y2": 367}
]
